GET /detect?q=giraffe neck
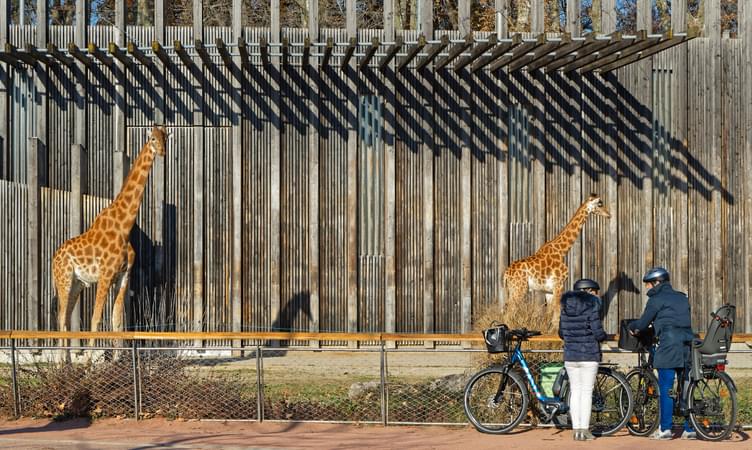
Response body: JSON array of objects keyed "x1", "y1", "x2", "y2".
[
  {"x1": 541, "y1": 203, "x2": 590, "y2": 257},
  {"x1": 100, "y1": 142, "x2": 156, "y2": 235}
]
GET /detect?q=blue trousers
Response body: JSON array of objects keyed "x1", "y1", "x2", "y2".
[{"x1": 657, "y1": 368, "x2": 693, "y2": 432}]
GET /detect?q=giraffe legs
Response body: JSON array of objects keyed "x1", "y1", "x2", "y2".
[
  {"x1": 89, "y1": 274, "x2": 114, "y2": 349},
  {"x1": 111, "y1": 245, "x2": 135, "y2": 351},
  {"x1": 53, "y1": 258, "x2": 85, "y2": 351}
]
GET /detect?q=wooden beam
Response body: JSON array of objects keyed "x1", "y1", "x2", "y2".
[
  {"x1": 454, "y1": 34, "x2": 496, "y2": 72},
  {"x1": 379, "y1": 36, "x2": 402, "y2": 70},
  {"x1": 0, "y1": 52, "x2": 23, "y2": 69},
  {"x1": 4, "y1": 43, "x2": 36, "y2": 65},
  {"x1": 359, "y1": 37, "x2": 380, "y2": 69},
  {"x1": 341, "y1": 37, "x2": 357, "y2": 68},
  {"x1": 173, "y1": 40, "x2": 192, "y2": 66},
  {"x1": 576, "y1": 30, "x2": 650, "y2": 73},
  {"x1": 89, "y1": 42, "x2": 114, "y2": 67},
  {"x1": 544, "y1": 33, "x2": 613, "y2": 72},
  {"x1": 507, "y1": 35, "x2": 565, "y2": 72},
  {"x1": 470, "y1": 33, "x2": 522, "y2": 73},
  {"x1": 260, "y1": 37, "x2": 270, "y2": 66},
  {"x1": 599, "y1": 31, "x2": 693, "y2": 73},
  {"x1": 397, "y1": 34, "x2": 427, "y2": 71},
  {"x1": 67, "y1": 42, "x2": 93, "y2": 67},
  {"x1": 302, "y1": 37, "x2": 311, "y2": 67},
  {"x1": 215, "y1": 37, "x2": 233, "y2": 68},
  {"x1": 127, "y1": 41, "x2": 153, "y2": 69},
  {"x1": 434, "y1": 32, "x2": 473, "y2": 70},
  {"x1": 22, "y1": 44, "x2": 52, "y2": 65},
  {"x1": 281, "y1": 36, "x2": 289, "y2": 66},
  {"x1": 150, "y1": 40, "x2": 171, "y2": 67},
  {"x1": 238, "y1": 36, "x2": 250, "y2": 67},
  {"x1": 560, "y1": 31, "x2": 633, "y2": 73},
  {"x1": 194, "y1": 39, "x2": 211, "y2": 66},
  {"x1": 415, "y1": 34, "x2": 449, "y2": 71},
  {"x1": 488, "y1": 33, "x2": 546, "y2": 72},
  {"x1": 109, "y1": 42, "x2": 131, "y2": 66},
  {"x1": 526, "y1": 33, "x2": 587, "y2": 71},
  {"x1": 321, "y1": 37, "x2": 334, "y2": 67}
]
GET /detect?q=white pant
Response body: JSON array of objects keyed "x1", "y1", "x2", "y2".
[{"x1": 564, "y1": 361, "x2": 599, "y2": 430}]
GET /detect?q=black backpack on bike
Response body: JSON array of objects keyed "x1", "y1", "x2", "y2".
[{"x1": 689, "y1": 304, "x2": 735, "y2": 380}]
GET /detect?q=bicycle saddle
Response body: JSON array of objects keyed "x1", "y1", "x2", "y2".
[{"x1": 509, "y1": 328, "x2": 542, "y2": 339}]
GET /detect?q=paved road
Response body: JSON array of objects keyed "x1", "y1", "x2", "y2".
[{"x1": 0, "y1": 418, "x2": 748, "y2": 449}]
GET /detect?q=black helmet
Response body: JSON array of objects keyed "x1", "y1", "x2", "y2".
[
  {"x1": 573, "y1": 278, "x2": 600, "y2": 291},
  {"x1": 643, "y1": 267, "x2": 670, "y2": 283}
]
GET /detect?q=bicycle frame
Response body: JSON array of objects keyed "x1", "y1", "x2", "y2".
[{"x1": 502, "y1": 338, "x2": 559, "y2": 404}]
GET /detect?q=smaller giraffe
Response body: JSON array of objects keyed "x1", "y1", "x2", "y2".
[
  {"x1": 503, "y1": 194, "x2": 611, "y2": 327},
  {"x1": 52, "y1": 126, "x2": 167, "y2": 349}
]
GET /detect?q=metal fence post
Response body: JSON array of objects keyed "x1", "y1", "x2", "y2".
[
  {"x1": 131, "y1": 339, "x2": 140, "y2": 420},
  {"x1": 10, "y1": 338, "x2": 20, "y2": 418},
  {"x1": 256, "y1": 344, "x2": 263, "y2": 422}
]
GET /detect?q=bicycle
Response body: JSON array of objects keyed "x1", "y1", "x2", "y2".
[
  {"x1": 623, "y1": 304, "x2": 738, "y2": 441},
  {"x1": 464, "y1": 325, "x2": 633, "y2": 435}
]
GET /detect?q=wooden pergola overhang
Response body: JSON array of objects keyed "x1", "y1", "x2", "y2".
[{"x1": 0, "y1": 29, "x2": 694, "y2": 74}]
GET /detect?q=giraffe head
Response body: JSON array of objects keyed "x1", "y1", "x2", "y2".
[
  {"x1": 148, "y1": 125, "x2": 168, "y2": 157},
  {"x1": 585, "y1": 194, "x2": 611, "y2": 218}
]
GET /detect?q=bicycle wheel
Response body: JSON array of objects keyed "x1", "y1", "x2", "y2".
[
  {"x1": 590, "y1": 367, "x2": 633, "y2": 436},
  {"x1": 688, "y1": 372, "x2": 737, "y2": 441},
  {"x1": 624, "y1": 368, "x2": 660, "y2": 436},
  {"x1": 464, "y1": 367, "x2": 529, "y2": 434}
]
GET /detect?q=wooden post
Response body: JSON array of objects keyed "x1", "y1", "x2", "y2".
[
  {"x1": 308, "y1": 0, "x2": 321, "y2": 348},
  {"x1": 27, "y1": 138, "x2": 40, "y2": 331},
  {"x1": 459, "y1": 0, "x2": 472, "y2": 342},
  {"x1": 566, "y1": 0, "x2": 580, "y2": 37},
  {"x1": 740, "y1": 0, "x2": 752, "y2": 333},
  {"x1": 71, "y1": 0, "x2": 88, "y2": 338},
  {"x1": 419, "y1": 0, "x2": 434, "y2": 347},
  {"x1": 152, "y1": 0, "x2": 166, "y2": 332},
  {"x1": 531, "y1": 0, "x2": 545, "y2": 34},
  {"x1": 269, "y1": 0, "x2": 281, "y2": 342},
  {"x1": 601, "y1": 0, "x2": 616, "y2": 34},
  {"x1": 35, "y1": 0, "x2": 48, "y2": 186},
  {"x1": 69, "y1": 143, "x2": 85, "y2": 342},
  {"x1": 495, "y1": 3, "x2": 509, "y2": 310},
  {"x1": 531, "y1": 2, "x2": 546, "y2": 265},
  {"x1": 192, "y1": 0, "x2": 205, "y2": 344},
  {"x1": 346, "y1": 0, "x2": 358, "y2": 346},
  {"x1": 113, "y1": 0, "x2": 126, "y2": 194},
  {"x1": 704, "y1": 0, "x2": 722, "y2": 317},
  {"x1": 383, "y1": 0, "x2": 396, "y2": 347},
  {"x1": 231, "y1": 0, "x2": 243, "y2": 352},
  {"x1": 0, "y1": 0, "x2": 7, "y2": 180},
  {"x1": 671, "y1": 0, "x2": 689, "y2": 297}
]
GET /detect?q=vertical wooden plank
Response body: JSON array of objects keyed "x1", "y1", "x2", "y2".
[
  {"x1": 601, "y1": 0, "x2": 616, "y2": 33},
  {"x1": 496, "y1": 0, "x2": 509, "y2": 37},
  {"x1": 531, "y1": 0, "x2": 545, "y2": 33},
  {"x1": 151, "y1": 0, "x2": 166, "y2": 333},
  {"x1": 420, "y1": 2, "x2": 434, "y2": 344},
  {"x1": 705, "y1": 0, "x2": 722, "y2": 316},
  {"x1": 741, "y1": 0, "x2": 752, "y2": 333},
  {"x1": 0, "y1": 0, "x2": 7, "y2": 180},
  {"x1": 458, "y1": 2, "x2": 472, "y2": 338},
  {"x1": 307, "y1": 0, "x2": 321, "y2": 346},
  {"x1": 35, "y1": 0, "x2": 48, "y2": 186},
  {"x1": 113, "y1": 0, "x2": 126, "y2": 194},
  {"x1": 636, "y1": 0, "x2": 652, "y2": 310},
  {"x1": 566, "y1": 0, "x2": 580, "y2": 36},
  {"x1": 231, "y1": 0, "x2": 243, "y2": 346},
  {"x1": 192, "y1": 0, "x2": 205, "y2": 341},
  {"x1": 27, "y1": 137, "x2": 40, "y2": 330},
  {"x1": 345, "y1": 0, "x2": 358, "y2": 343},
  {"x1": 269, "y1": 0, "x2": 281, "y2": 338},
  {"x1": 383, "y1": 0, "x2": 396, "y2": 342},
  {"x1": 495, "y1": 3, "x2": 509, "y2": 309},
  {"x1": 671, "y1": 0, "x2": 689, "y2": 294},
  {"x1": 531, "y1": 5, "x2": 545, "y2": 268}
]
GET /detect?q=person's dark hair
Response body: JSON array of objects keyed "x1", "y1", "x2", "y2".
[
  {"x1": 573, "y1": 278, "x2": 600, "y2": 291},
  {"x1": 642, "y1": 267, "x2": 670, "y2": 284}
]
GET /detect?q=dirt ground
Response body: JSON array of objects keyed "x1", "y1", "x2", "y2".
[{"x1": 0, "y1": 418, "x2": 748, "y2": 450}]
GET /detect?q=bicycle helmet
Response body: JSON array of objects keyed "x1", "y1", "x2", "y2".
[
  {"x1": 573, "y1": 278, "x2": 600, "y2": 291},
  {"x1": 642, "y1": 266, "x2": 670, "y2": 283}
]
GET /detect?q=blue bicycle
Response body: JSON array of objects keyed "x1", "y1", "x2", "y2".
[{"x1": 463, "y1": 326, "x2": 633, "y2": 435}]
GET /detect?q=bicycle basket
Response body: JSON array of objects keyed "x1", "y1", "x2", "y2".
[
  {"x1": 483, "y1": 323, "x2": 509, "y2": 353},
  {"x1": 618, "y1": 319, "x2": 654, "y2": 352}
]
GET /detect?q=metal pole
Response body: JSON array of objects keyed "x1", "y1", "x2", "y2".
[
  {"x1": 256, "y1": 345, "x2": 263, "y2": 422},
  {"x1": 131, "y1": 339, "x2": 140, "y2": 419},
  {"x1": 10, "y1": 338, "x2": 20, "y2": 418}
]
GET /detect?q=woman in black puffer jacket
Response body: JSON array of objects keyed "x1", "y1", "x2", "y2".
[{"x1": 559, "y1": 279, "x2": 608, "y2": 441}]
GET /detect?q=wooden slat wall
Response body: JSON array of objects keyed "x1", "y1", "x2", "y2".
[{"x1": 1, "y1": 3, "x2": 751, "y2": 340}]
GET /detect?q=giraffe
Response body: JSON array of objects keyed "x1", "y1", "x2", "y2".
[
  {"x1": 503, "y1": 194, "x2": 611, "y2": 326},
  {"x1": 52, "y1": 126, "x2": 167, "y2": 348}
]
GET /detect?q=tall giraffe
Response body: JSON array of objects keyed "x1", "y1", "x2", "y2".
[
  {"x1": 503, "y1": 194, "x2": 611, "y2": 325},
  {"x1": 52, "y1": 126, "x2": 167, "y2": 346}
]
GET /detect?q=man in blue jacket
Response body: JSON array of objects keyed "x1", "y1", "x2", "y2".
[{"x1": 629, "y1": 267, "x2": 695, "y2": 440}]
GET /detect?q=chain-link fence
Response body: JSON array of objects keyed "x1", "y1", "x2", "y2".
[{"x1": 0, "y1": 342, "x2": 750, "y2": 427}]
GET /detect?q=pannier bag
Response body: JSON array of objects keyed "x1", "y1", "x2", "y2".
[
  {"x1": 618, "y1": 319, "x2": 654, "y2": 352},
  {"x1": 483, "y1": 322, "x2": 509, "y2": 353}
]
